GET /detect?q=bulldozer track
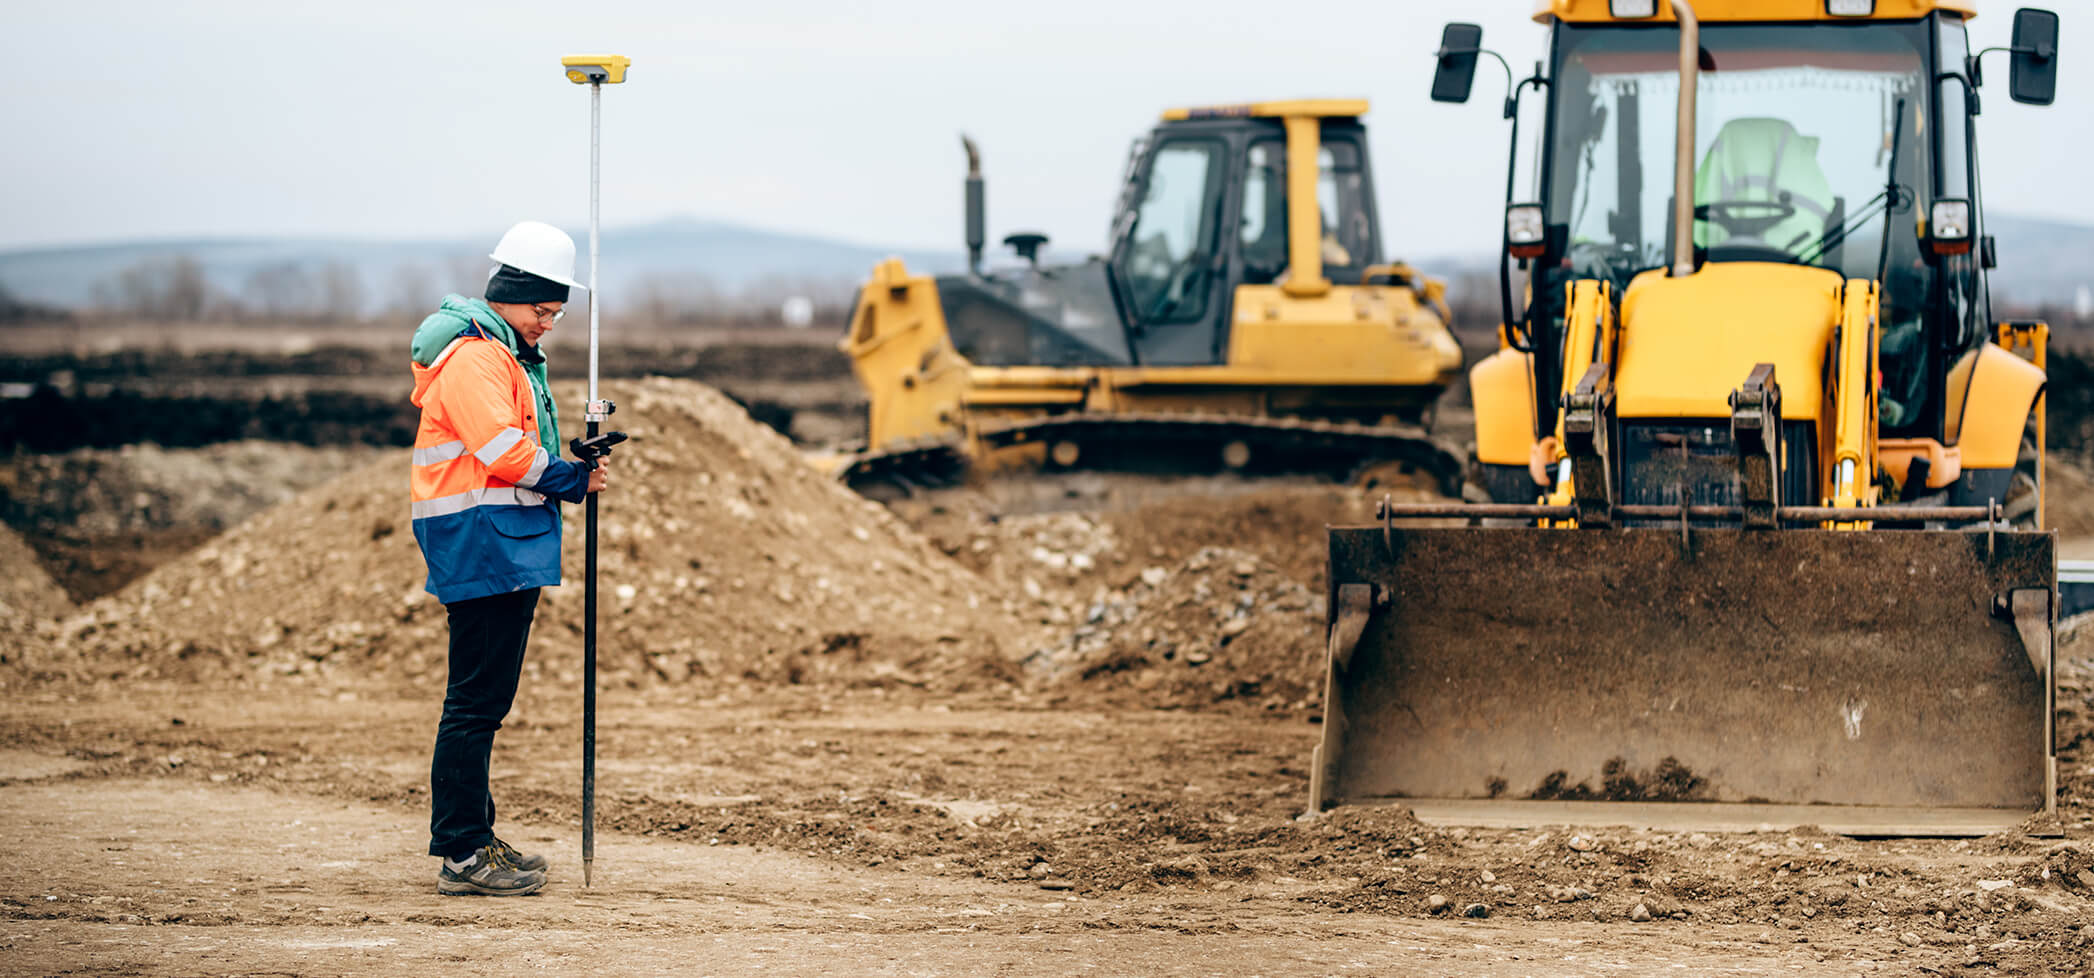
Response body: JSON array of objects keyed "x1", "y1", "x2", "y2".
[{"x1": 836, "y1": 412, "x2": 1466, "y2": 496}]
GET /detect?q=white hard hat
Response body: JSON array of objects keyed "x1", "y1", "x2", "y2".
[{"x1": 487, "y1": 220, "x2": 586, "y2": 290}]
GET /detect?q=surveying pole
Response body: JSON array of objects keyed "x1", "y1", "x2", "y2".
[{"x1": 561, "y1": 53, "x2": 630, "y2": 890}]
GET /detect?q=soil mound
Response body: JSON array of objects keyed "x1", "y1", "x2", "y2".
[
  {"x1": 2, "y1": 441, "x2": 388, "y2": 600},
  {"x1": 0, "y1": 523, "x2": 70, "y2": 621},
  {"x1": 0, "y1": 524, "x2": 73, "y2": 678},
  {"x1": 1025, "y1": 546, "x2": 1325, "y2": 712},
  {"x1": 905, "y1": 483, "x2": 1411, "y2": 593},
  {"x1": 0, "y1": 441, "x2": 385, "y2": 537},
  {"x1": 2046, "y1": 455, "x2": 2094, "y2": 540},
  {"x1": 15, "y1": 378, "x2": 1017, "y2": 691},
  {"x1": 2061, "y1": 652, "x2": 2093, "y2": 818},
  {"x1": 1096, "y1": 486, "x2": 1407, "y2": 589},
  {"x1": 903, "y1": 485, "x2": 1446, "y2": 713}
]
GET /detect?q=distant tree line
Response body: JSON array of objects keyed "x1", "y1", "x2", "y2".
[
  {"x1": 627, "y1": 271, "x2": 858, "y2": 330},
  {"x1": 82, "y1": 255, "x2": 468, "y2": 324},
  {"x1": 0, "y1": 279, "x2": 71, "y2": 323}
]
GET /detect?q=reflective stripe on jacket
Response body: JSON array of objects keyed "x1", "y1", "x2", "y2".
[{"x1": 408, "y1": 324, "x2": 589, "y2": 604}]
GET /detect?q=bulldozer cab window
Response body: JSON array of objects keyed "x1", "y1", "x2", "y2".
[
  {"x1": 1547, "y1": 23, "x2": 1931, "y2": 296},
  {"x1": 1240, "y1": 144, "x2": 1287, "y2": 284},
  {"x1": 1120, "y1": 140, "x2": 1227, "y2": 324},
  {"x1": 1238, "y1": 140, "x2": 1373, "y2": 286}
]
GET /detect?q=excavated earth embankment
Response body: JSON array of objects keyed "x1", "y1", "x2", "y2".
[{"x1": 4, "y1": 379, "x2": 1017, "y2": 694}]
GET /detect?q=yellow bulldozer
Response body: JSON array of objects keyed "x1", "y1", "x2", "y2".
[
  {"x1": 1315, "y1": 0, "x2": 2064, "y2": 835},
  {"x1": 834, "y1": 100, "x2": 1468, "y2": 494}
]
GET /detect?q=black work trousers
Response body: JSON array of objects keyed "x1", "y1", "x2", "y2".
[{"x1": 428, "y1": 587, "x2": 540, "y2": 859}]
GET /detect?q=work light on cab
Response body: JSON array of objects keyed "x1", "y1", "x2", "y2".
[
  {"x1": 1505, "y1": 204, "x2": 1546, "y2": 259},
  {"x1": 1930, "y1": 198, "x2": 1973, "y2": 255}
]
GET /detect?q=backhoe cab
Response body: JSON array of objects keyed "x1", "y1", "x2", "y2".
[
  {"x1": 1447, "y1": 0, "x2": 2057, "y2": 518},
  {"x1": 837, "y1": 102, "x2": 1465, "y2": 492},
  {"x1": 1314, "y1": 0, "x2": 2066, "y2": 836}
]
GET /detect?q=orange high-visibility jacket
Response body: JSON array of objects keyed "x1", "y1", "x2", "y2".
[{"x1": 408, "y1": 325, "x2": 589, "y2": 604}]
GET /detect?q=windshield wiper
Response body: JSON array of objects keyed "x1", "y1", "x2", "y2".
[
  {"x1": 1794, "y1": 184, "x2": 1910, "y2": 267},
  {"x1": 1796, "y1": 97, "x2": 1911, "y2": 277}
]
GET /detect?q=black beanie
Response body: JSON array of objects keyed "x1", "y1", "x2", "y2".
[{"x1": 485, "y1": 264, "x2": 570, "y2": 305}]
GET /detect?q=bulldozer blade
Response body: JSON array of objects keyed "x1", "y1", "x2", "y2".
[{"x1": 1311, "y1": 526, "x2": 2057, "y2": 837}]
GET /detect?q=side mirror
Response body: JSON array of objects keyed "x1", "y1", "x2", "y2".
[
  {"x1": 2010, "y1": 8, "x2": 2059, "y2": 106},
  {"x1": 1432, "y1": 23, "x2": 1484, "y2": 104}
]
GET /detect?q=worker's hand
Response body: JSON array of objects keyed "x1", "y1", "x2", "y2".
[{"x1": 587, "y1": 457, "x2": 610, "y2": 494}]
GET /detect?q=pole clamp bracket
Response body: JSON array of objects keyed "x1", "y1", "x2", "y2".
[
  {"x1": 1730, "y1": 363, "x2": 1783, "y2": 530},
  {"x1": 585, "y1": 399, "x2": 616, "y2": 423},
  {"x1": 1563, "y1": 363, "x2": 1615, "y2": 528}
]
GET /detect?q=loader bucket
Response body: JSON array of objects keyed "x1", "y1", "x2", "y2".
[{"x1": 1311, "y1": 526, "x2": 2058, "y2": 836}]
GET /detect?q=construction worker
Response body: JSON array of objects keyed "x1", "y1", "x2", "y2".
[
  {"x1": 1693, "y1": 117, "x2": 1837, "y2": 259},
  {"x1": 407, "y1": 220, "x2": 609, "y2": 896}
]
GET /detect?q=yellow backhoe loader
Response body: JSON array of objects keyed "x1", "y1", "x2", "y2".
[
  {"x1": 834, "y1": 101, "x2": 1467, "y2": 494},
  {"x1": 1315, "y1": 0, "x2": 2063, "y2": 836}
]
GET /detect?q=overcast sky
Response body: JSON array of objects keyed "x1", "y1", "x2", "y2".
[{"x1": 3, "y1": 0, "x2": 2084, "y2": 261}]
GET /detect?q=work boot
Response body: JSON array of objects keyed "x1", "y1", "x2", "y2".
[
  {"x1": 491, "y1": 836, "x2": 548, "y2": 874},
  {"x1": 437, "y1": 844, "x2": 545, "y2": 896}
]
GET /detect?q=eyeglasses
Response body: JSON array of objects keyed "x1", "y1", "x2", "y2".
[{"x1": 530, "y1": 304, "x2": 566, "y2": 324}]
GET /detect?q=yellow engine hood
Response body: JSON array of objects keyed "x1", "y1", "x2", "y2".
[{"x1": 1614, "y1": 263, "x2": 1844, "y2": 421}]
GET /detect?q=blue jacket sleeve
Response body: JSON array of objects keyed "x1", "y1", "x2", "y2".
[{"x1": 531, "y1": 457, "x2": 591, "y2": 504}]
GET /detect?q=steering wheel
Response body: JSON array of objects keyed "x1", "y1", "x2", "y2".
[{"x1": 1694, "y1": 199, "x2": 1798, "y2": 240}]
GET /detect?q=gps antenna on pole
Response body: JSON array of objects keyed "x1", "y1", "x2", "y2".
[{"x1": 561, "y1": 52, "x2": 629, "y2": 891}]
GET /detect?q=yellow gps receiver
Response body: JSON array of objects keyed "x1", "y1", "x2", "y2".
[{"x1": 562, "y1": 55, "x2": 631, "y2": 85}]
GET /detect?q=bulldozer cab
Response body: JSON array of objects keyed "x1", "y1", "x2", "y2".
[
  {"x1": 939, "y1": 101, "x2": 1391, "y2": 369},
  {"x1": 1312, "y1": 1, "x2": 2064, "y2": 836},
  {"x1": 836, "y1": 100, "x2": 1466, "y2": 490}
]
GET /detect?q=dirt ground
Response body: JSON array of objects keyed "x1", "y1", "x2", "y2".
[
  {"x1": 0, "y1": 777, "x2": 1856, "y2": 978},
  {"x1": 4, "y1": 677, "x2": 2090, "y2": 977},
  {"x1": 4, "y1": 377, "x2": 2094, "y2": 975}
]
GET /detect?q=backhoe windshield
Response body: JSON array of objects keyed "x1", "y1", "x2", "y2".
[{"x1": 1547, "y1": 22, "x2": 1930, "y2": 286}]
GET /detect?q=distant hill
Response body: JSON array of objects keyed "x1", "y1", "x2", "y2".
[
  {"x1": 1983, "y1": 214, "x2": 2094, "y2": 312},
  {"x1": 0, "y1": 217, "x2": 967, "y2": 316},
  {"x1": 1, "y1": 211, "x2": 2084, "y2": 317}
]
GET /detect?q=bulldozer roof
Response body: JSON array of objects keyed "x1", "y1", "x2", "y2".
[
  {"x1": 1533, "y1": 0, "x2": 1974, "y2": 24},
  {"x1": 1159, "y1": 99, "x2": 1368, "y2": 122}
]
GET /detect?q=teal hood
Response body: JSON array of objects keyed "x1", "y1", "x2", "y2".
[{"x1": 411, "y1": 294, "x2": 562, "y2": 460}]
